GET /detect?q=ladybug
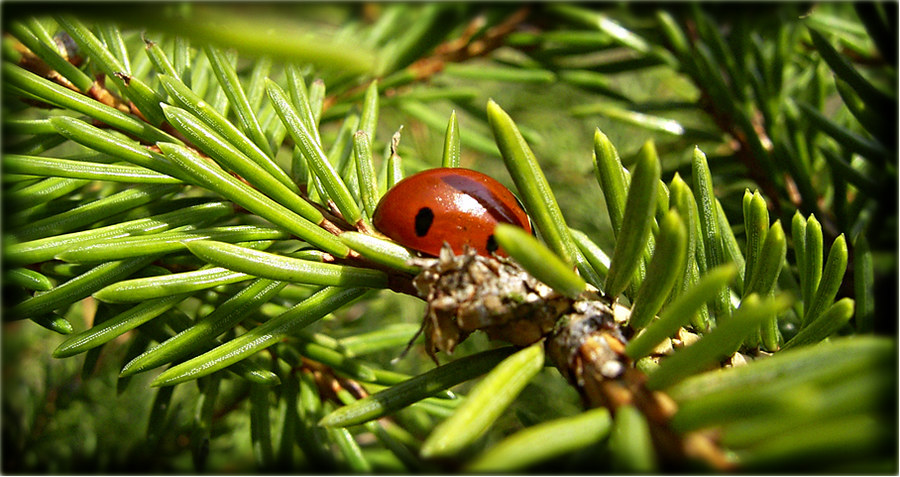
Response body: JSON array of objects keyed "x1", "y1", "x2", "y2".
[{"x1": 373, "y1": 168, "x2": 531, "y2": 257}]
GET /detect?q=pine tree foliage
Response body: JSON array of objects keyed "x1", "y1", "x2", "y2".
[{"x1": 1, "y1": 3, "x2": 895, "y2": 473}]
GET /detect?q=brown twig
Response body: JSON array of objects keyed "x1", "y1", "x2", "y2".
[{"x1": 321, "y1": 6, "x2": 532, "y2": 114}]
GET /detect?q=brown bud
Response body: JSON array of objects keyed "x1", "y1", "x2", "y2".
[{"x1": 412, "y1": 243, "x2": 570, "y2": 359}]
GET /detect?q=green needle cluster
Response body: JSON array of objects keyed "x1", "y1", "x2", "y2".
[{"x1": 1, "y1": 4, "x2": 891, "y2": 474}]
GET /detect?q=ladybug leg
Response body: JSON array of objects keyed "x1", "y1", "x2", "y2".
[{"x1": 391, "y1": 317, "x2": 431, "y2": 365}]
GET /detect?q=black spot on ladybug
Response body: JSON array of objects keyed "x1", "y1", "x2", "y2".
[
  {"x1": 415, "y1": 207, "x2": 434, "y2": 237},
  {"x1": 486, "y1": 234, "x2": 498, "y2": 253}
]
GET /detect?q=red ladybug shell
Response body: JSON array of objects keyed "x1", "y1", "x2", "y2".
[{"x1": 373, "y1": 168, "x2": 531, "y2": 257}]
